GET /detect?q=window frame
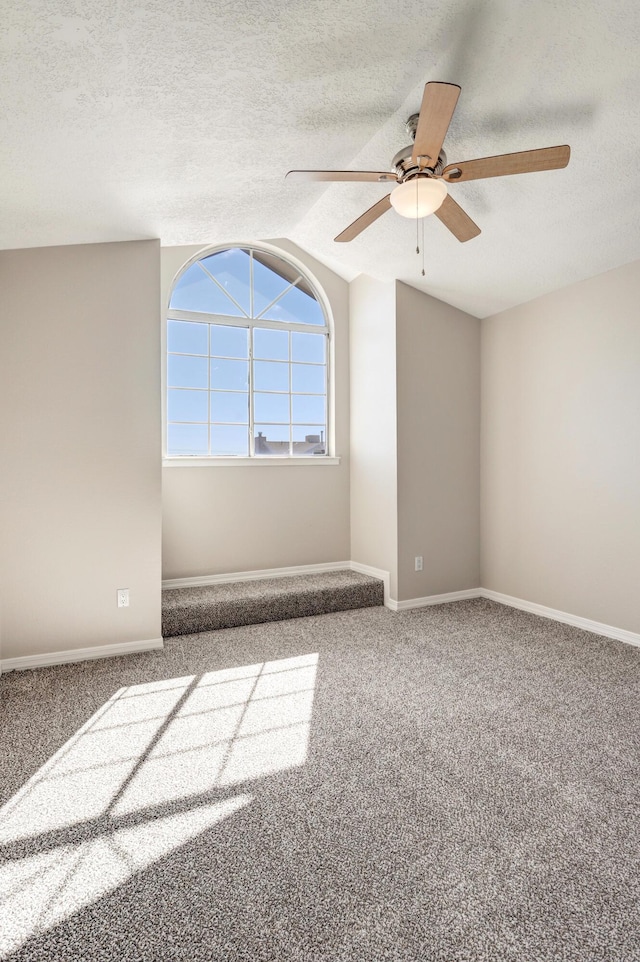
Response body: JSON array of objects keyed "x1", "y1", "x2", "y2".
[{"x1": 163, "y1": 243, "x2": 337, "y2": 465}]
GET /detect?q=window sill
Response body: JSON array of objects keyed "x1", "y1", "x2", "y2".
[{"x1": 163, "y1": 456, "x2": 341, "y2": 468}]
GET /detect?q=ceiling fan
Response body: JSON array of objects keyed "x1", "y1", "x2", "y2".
[{"x1": 286, "y1": 82, "x2": 570, "y2": 243}]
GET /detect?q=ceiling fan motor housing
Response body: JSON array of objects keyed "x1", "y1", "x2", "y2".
[{"x1": 392, "y1": 142, "x2": 447, "y2": 181}]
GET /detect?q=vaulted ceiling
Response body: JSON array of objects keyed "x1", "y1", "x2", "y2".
[{"x1": 2, "y1": 0, "x2": 640, "y2": 316}]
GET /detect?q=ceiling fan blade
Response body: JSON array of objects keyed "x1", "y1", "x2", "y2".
[
  {"x1": 412, "y1": 82, "x2": 461, "y2": 169},
  {"x1": 434, "y1": 194, "x2": 481, "y2": 242},
  {"x1": 442, "y1": 145, "x2": 570, "y2": 182},
  {"x1": 334, "y1": 194, "x2": 392, "y2": 242},
  {"x1": 286, "y1": 169, "x2": 398, "y2": 183}
]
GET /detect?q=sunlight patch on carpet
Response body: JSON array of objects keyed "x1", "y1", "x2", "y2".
[
  {"x1": 0, "y1": 796, "x2": 251, "y2": 957},
  {"x1": 0, "y1": 652, "x2": 318, "y2": 956}
]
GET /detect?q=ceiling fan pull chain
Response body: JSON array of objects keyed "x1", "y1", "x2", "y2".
[
  {"x1": 416, "y1": 179, "x2": 420, "y2": 255},
  {"x1": 421, "y1": 217, "x2": 426, "y2": 276}
]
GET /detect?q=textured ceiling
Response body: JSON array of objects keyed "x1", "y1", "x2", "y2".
[{"x1": 2, "y1": 0, "x2": 640, "y2": 316}]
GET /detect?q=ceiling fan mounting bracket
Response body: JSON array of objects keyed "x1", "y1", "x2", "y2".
[{"x1": 405, "y1": 113, "x2": 420, "y2": 141}]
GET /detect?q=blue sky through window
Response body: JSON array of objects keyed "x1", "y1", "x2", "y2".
[
  {"x1": 170, "y1": 263, "x2": 244, "y2": 316},
  {"x1": 254, "y1": 361, "x2": 289, "y2": 393},
  {"x1": 253, "y1": 328, "x2": 289, "y2": 361},
  {"x1": 292, "y1": 364, "x2": 324, "y2": 394},
  {"x1": 200, "y1": 250, "x2": 251, "y2": 315},
  {"x1": 252, "y1": 257, "x2": 292, "y2": 316},
  {"x1": 292, "y1": 394, "x2": 325, "y2": 423},
  {"x1": 210, "y1": 392, "x2": 249, "y2": 424},
  {"x1": 170, "y1": 250, "x2": 323, "y2": 323},
  {"x1": 168, "y1": 355, "x2": 208, "y2": 389},
  {"x1": 168, "y1": 320, "x2": 208, "y2": 355},
  {"x1": 167, "y1": 248, "x2": 329, "y2": 457},
  {"x1": 168, "y1": 423, "x2": 208, "y2": 455},
  {"x1": 168, "y1": 389, "x2": 208, "y2": 422},
  {"x1": 292, "y1": 332, "x2": 325, "y2": 363},
  {"x1": 261, "y1": 284, "x2": 324, "y2": 325},
  {"x1": 256, "y1": 423, "x2": 289, "y2": 441},
  {"x1": 210, "y1": 359, "x2": 249, "y2": 392},
  {"x1": 254, "y1": 392, "x2": 290, "y2": 423},
  {"x1": 210, "y1": 424, "x2": 249, "y2": 456},
  {"x1": 210, "y1": 325, "x2": 248, "y2": 359}
]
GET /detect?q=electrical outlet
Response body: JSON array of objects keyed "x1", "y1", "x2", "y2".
[
  {"x1": 117, "y1": 589, "x2": 130, "y2": 608},
  {"x1": 414, "y1": 556, "x2": 423, "y2": 572}
]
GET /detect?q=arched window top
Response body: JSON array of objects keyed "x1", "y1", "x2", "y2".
[
  {"x1": 169, "y1": 247, "x2": 326, "y2": 327},
  {"x1": 166, "y1": 245, "x2": 332, "y2": 460}
]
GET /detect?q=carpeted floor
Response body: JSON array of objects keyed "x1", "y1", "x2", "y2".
[
  {"x1": 162, "y1": 569, "x2": 384, "y2": 637},
  {"x1": 1, "y1": 599, "x2": 639, "y2": 961}
]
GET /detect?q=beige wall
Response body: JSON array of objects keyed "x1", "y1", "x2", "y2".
[
  {"x1": 161, "y1": 240, "x2": 351, "y2": 579},
  {"x1": 481, "y1": 258, "x2": 640, "y2": 634},
  {"x1": 396, "y1": 282, "x2": 481, "y2": 601},
  {"x1": 0, "y1": 240, "x2": 162, "y2": 660},
  {"x1": 4, "y1": 231, "x2": 630, "y2": 661},
  {"x1": 349, "y1": 276, "x2": 398, "y2": 595}
]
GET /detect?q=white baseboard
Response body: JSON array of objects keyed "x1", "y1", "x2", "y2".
[
  {"x1": 1, "y1": 637, "x2": 164, "y2": 673},
  {"x1": 480, "y1": 589, "x2": 640, "y2": 648},
  {"x1": 164, "y1": 559, "x2": 394, "y2": 609},
  {"x1": 389, "y1": 588, "x2": 483, "y2": 612},
  {"x1": 349, "y1": 561, "x2": 392, "y2": 608},
  {"x1": 3, "y1": 580, "x2": 638, "y2": 673},
  {"x1": 378, "y1": 585, "x2": 640, "y2": 649},
  {"x1": 162, "y1": 560, "x2": 352, "y2": 590}
]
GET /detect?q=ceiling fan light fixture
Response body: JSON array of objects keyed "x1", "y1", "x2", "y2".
[{"x1": 390, "y1": 177, "x2": 448, "y2": 218}]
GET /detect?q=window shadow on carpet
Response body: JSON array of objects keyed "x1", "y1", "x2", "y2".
[{"x1": 0, "y1": 653, "x2": 318, "y2": 957}]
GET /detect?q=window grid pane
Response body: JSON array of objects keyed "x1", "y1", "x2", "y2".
[
  {"x1": 253, "y1": 359, "x2": 290, "y2": 393},
  {"x1": 166, "y1": 253, "x2": 329, "y2": 458}
]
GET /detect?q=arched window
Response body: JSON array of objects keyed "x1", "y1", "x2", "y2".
[{"x1": 166, "y1": 246, "x2": 331, "y2": 459}]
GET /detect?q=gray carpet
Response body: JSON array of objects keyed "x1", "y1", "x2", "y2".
[
  {"x1": 1, "y1": 599, "x2": 640, "y2": 961},
  {"x1": 162, "y1": 570, "x2": 385, "y2": 637}
]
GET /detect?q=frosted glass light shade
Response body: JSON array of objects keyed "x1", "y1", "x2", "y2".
[{"x1": 390, "y1": 177, "x2": 448, "y2": 218}]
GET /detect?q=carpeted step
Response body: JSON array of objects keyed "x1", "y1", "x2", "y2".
[{"x1": 162, "y1": 569, "x2": 384, "y2": 637}]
